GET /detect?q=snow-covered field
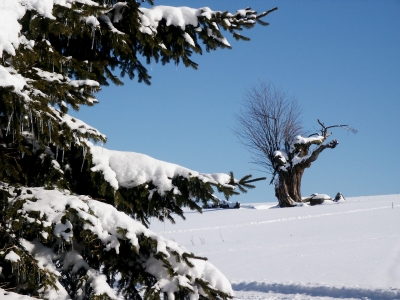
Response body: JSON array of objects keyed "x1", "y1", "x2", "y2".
[{"x1": 150, "y1": 195, "x2": 400, "y2": 299}]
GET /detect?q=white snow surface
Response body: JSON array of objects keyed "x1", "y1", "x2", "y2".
[
  {"x1": 2, "y1": 191, "x2": 399, "y2": 299},
  {"x1": 139, "y1": 6, "x2": 205, "y2": 32},
  {"x1": 274, "y1": 134, "x2": 331, "y2": 170},
  {"x1": 138, "y1": 6, "x2": 232, "y2": 47},
  {"x1": 90, "y1": 145, "x2": 233, "y2": 193},
  {"x1": 4, "y1": 251, "x2": 20, "y2": 263},
  {"x1": 0, "y1": 66, "x2": 27, "y2": 92},
  {"x1": 292, "y1": 135, "x2": 324, "y2": 146},
  {"x1": 150, "y1": 194, "x2": 400, "y2": 299},
  {"x1": 310, "y1": 193, "x2": 332, "y2": 200},
  {"x1": 0, "y1": 290, "x2": 38, "y2": 300}
]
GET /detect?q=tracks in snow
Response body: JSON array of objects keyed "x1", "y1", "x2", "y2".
[
  {"x1": 156, "y1": 205, "x2": 397, "y2": 234},
  {"x1": 231, "y1": 281, "x2": 400, "y2": 300}
]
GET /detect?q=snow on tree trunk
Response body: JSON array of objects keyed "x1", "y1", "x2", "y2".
[{"x1": 273, "y1": 120, "x2": 356, "y2": 207}]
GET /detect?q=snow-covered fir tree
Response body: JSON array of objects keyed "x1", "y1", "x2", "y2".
[{"x1": 0, "y1": 1, "x2": 275, "y2": 299}]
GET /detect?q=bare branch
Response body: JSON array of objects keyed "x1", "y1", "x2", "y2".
[
  {"x1": 235, "y1": 86, "x2": 355, "y2": 207},
  {"x1": 309, "y1": 119, "x2": 357, "y2": 137},
  {"x1": 308, "y1": 133, "x2": 320, "y2": 137},
  {"x1": 257, "y1": 7, "x2": 279, "y2": 20},
  {"x1": 234, "y1": 81, "x2": 303, "y2": 174},
  {"x1": 326, "y1": 124, "x2": 358, "y2": 134}
]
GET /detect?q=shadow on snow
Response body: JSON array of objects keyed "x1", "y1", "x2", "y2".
[{"x1": 231, "y1": 281, "x2": 400, "y2": 299}]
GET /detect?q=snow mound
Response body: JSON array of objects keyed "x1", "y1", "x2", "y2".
[{"x1": 310, "y1": 193, "x2": 331, "y2": 200}]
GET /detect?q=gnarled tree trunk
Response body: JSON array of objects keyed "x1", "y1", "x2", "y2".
[
  {"x1": 234, "y1": 82, "x2": 357, "y2": 207},
  {"x1": 275, "y1": 167, "x2": 304, "y2": 207},
  {"x1": 273, "y1": 119, "x2": 355, "y2": 207}
]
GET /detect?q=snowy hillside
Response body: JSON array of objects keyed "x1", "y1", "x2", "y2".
[{"x1": 150, "y1": 194, "x2": 400, "y2": 299}]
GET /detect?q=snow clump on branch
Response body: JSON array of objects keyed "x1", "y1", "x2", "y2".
[
  {"x1": 0, "y1": 1, "x2": 273, "y2": 297},
  {"x1": 90, "y1": 144, "x2": 234, "y2": 194},
  {"x1": 2, "y1": 184, "x2": 234, "y2": 299}
]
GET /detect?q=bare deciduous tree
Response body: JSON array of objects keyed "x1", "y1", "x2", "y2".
[
  {"x1": 235, "y1": 81, "x2": 304, "y2": 175},
  {"x1": 235, "y1": 82, "x2": 356, "y2": 207}
]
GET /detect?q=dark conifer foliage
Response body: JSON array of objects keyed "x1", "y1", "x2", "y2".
[{"x1": 0, "y1": 1, "x2": 274, "y2": 299}]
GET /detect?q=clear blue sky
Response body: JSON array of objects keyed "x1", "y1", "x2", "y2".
[{"x1": 72, "y1": 0, "x2": 400, "y2": 203}]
